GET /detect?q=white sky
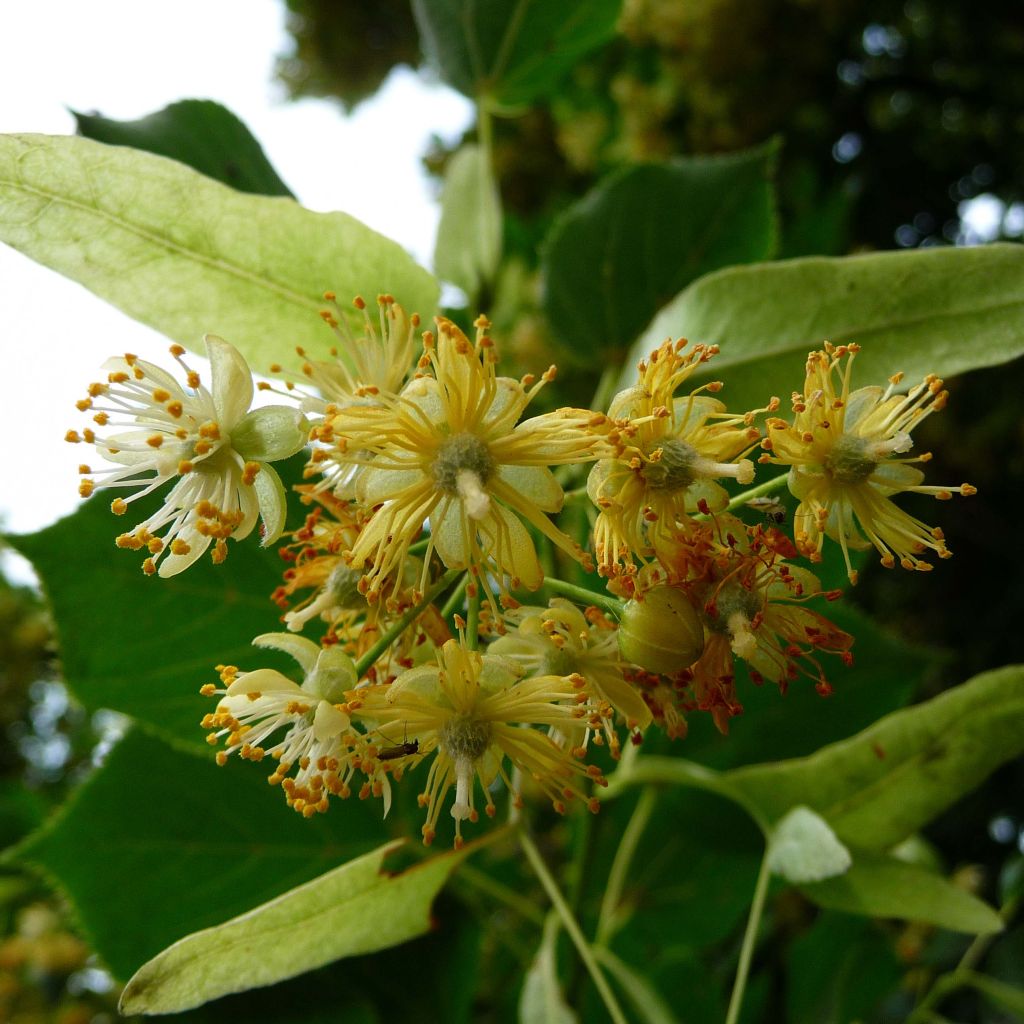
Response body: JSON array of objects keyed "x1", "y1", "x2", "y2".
[{"x1": 0, "y1": 0, "x2": 473, "y2": 581}]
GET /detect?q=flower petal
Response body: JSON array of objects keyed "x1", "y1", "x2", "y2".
[
  {"x1": 496, "y1": 464, "x2": 563, "y2": 513},
  {"x1": 205, "y1": 334, "x2": 254, "y2": 429}
]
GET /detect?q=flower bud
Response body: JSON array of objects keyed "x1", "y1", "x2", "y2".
[
  {"x1": 231, "y1": 406, "x2": 310, "y2": 462},
  {"x1": 618, "y1": 586, "x2": 704, "y2": 676}
]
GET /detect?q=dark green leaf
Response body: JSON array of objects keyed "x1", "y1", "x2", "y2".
[
  {"x1": 629, "y1": 244, "x2": 1024, "y2": 412},
  {"x1": 412, "y1": 0, "x2": 621, "y2": 108},
  {"x1": 6, "y1": 729, "x2": 392, "y2": 981},
  {"x1": 8, "y1": 472, "x2": 302, "y2": 752},
  {"x1": 543, "y1": 145, "x2": 778, "y2": 357},
  {"x1": 73, "y1": 100, "x2": 294, "y2": 198},
  {"x1": 785, "y1": 911, "x2": 903, "y2": 1024},
  {"x1": 800, "y1": 851, "x2": 1004, "y2": 934}
]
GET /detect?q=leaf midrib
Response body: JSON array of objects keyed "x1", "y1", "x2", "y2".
[{"x1": 0, "y1": 174, "x2": 322, "y2": 316}]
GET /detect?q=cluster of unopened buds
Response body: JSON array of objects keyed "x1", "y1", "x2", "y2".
[{"x1": 68, "y1": 293, "x2": 975, "y2": 846}]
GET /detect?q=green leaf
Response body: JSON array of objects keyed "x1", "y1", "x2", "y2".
[
  {"x1": 8, "y1": 475, "x2": 302, "y2": 752},
  {"x1": 519, "y1": 914, "x2": 578, "y2": 1024},
  {"x1": 595, "y1": 946, "x2": 678, "y2": 1024},
  {"x1": 412, "y1": 0, "x2": 621, "y2": 109},
  {"x1": 0, "y1": 134, "x2": 438, "y2": 368},
  {"x1": 785, "y1": 911, "x2": 902, "y2": 1024},
  {"x1": 725, "y1": 665, "x2": 1024, "y2": 850},
  {"x1": 543, "y1": 145, "x2": 778, "y2": 357},
  {"x1": 434, "y1": 144, "x2": 502, "y2": 299},
  {"x1": 800, "y1": 851, "x2": 1004, "y2": 935},
  {"x1": 73, "y1": 100, "x2": 295, "y2": 198},
  {"x1": 6, "y1": 729, "x2": 392, "y2": 981},
  {"x1": 628, "y1": 244, "x2": 1024, "y2": 412},
  {"x1": 120, "y1": 838, "x2": 476, "y2": 1014}
]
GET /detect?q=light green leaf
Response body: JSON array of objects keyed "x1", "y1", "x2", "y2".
[
  {"x1": 434, "y1": 144, "x2": 502, "y2": 299},
  {"x1": 519, "y1": 914, "x2": 578, "y2": 1024},
  {"x1": 628, "y1": 244, "x2": 1024, "y2": 411},
  {"x1": 0, "y1": 134, "x2": 438, "y2": 368},
  {"x1": 595, "y1": 946, "x2": 679, "y2": 1024},
  {"x1": 767, "y1": 806, "x2": 851, "y2": 884},
  {"x1": 412, "y1": 0, "x2": 620, "y2": 109},
  {"x1": 543, "y1": 145, "x2": 778, "y2": 356},
  {"x1": 800, "y1": 851, "x2": 1003, "y2": 935},
  {"x1": 73, "y1": 99, "x2": 295, "y2": 198},
  {"x1": 725, "y1": 665, "x2": 1024, "y2": 851},
  {"x1": 5, "y1": 729, "x2": 392, "y2": 980},
  {"x1": 119, "y1": 838, "x2": 476, "y2": 1015}
]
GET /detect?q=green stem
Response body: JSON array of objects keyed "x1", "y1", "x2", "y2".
[
  {"x1": 440, "y1": 572, "x2": 470, "y2": 620},
  {"x1": 725, "y1": 846, "x2": 772, "y2": 1024},
  {"x1": 457, "y1": 863, "x2": 546, "y2": 927},
  {"x1": 906, "y1": 895, "x2": 1020, "y2": 1024},
  {"x1": 408, "y1": 536, "x2": 431, "y2": 556},
  {"x1": 354, "y1": 569, "x2": 460, "y2": 678},
  {"x1": 595, "y1": 787, "x2": 657, "y2": 946},
  {"x1": 562, "y1": 486, "x2": 589, "y2": 503},
  {"x1": 543, "y1": 577, "x2": 624, "y2": 618},
  {"x1": 724, "y1": 472, "x2": 789, "y2": 515},
  {"x1": 519, "y1": 829, "x2": 629, "y2": 1024},
  {"x1": 466, "y1": 579, "x2": 481, "y2": 650}
]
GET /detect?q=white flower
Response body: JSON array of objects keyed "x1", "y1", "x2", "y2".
[
  {"x1": 70, "y1": 336, "x2": 308, "y2": 576},
  {"x1": 201, "y1": 632, "x2": 357, "y2": 817}
]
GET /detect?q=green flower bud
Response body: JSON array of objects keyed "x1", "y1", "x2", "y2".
[
  {"x1": 618, "y1": 585, "x2": 704, "y2": 676},
  {"x1": 231, "y1": 406, "x2": 310, "y2": 462}
]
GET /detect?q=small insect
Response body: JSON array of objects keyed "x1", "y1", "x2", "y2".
[
  {"x1": 746, "y1": 496, "x2": 787, "y2": 525},
  {"x1": 378, "y1": 738, "x2": 420, "y2": 761}
]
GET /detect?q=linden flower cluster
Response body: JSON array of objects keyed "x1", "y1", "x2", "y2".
[{"x1": 71, "y1": 293, "x2": 973, "y2": 844}]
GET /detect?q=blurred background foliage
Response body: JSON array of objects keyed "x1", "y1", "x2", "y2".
[{"x1": 2, "y1": 0, "x2": 1023, "y2": 1021}]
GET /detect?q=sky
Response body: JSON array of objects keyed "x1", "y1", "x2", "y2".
[{"x1": 0, "y1": 1, "x2": 473, "y2": 582}]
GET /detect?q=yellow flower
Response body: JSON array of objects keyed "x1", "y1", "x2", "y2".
[
  {"x1": 200, "y1": 633, "x2": 360, "y2": 817},
  {"x1": 489, "y1": 598, "x2": 652, "y2": 757},
  {"x1": 325, "y1": 315, "x2": 602, "y2": 606},
  {"x1": 348, "y1": 639, "x2": 605, "y2": 847},
  {"x1": 588, "y1": 339, "x2": 760, "y2": 577},
  {"x1": 69, "y1": 336, "x2": 307, "y2": 576},
  {"x1": 762, "y1": 343, "x2": 976, "y2": 583},
  {"x1": 266, "y1": 294, "x2": 420, "y2": 499}
]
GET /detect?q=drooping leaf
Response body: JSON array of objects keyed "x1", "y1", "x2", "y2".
[
  {"x1": 628, "y1": 244, "x2": 1024, "y2": 411},
  {"x1": 725, "y1": 665, "x2": 1024, "y2": 851},
  {"x1": 5, "y1": 729, "x2": 392, "y2": 980},
  {"x1": 120, "y1": 838, "x2": 478, "y2": 1014},
  {"x1": 8, "y1": 476, "x2": 301, "y2": 752},
  {"x1": 519, "y1": 914, "x2": 577, "y2": 1024},
  {"x1": 0, "y1": 134, "x2": 438, "y2": 368},
  {"x1": 434, "y1": 143, "x2": 502, "y2": 299},
  {"x1": 412, "y1": 0, "x2": 621, "y2": 109},
  {"x1": 73, "y1": 100, "x2": 295, "y2": 197},
  {"x1": 800, "y1": 851, "x2": 1003, "y2": 935},
  {"x1": 542, "y1": 145, "x2": 778, "y2": 357}
]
